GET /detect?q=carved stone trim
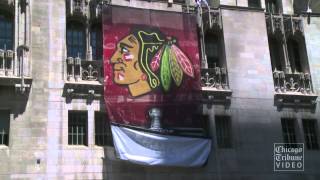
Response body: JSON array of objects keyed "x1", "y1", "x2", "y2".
[
  {"x1": 201, "y1": 68, "x2": 229, "y2": 90},
  {"x1": 274, "y1": 93, "x2": 317, "y2": 112},
  {"x1": 89, "y1": 0, "x2": 110, "y2": 19},
  {"x1": 201, "y1": 68, "x2": 231, "y2": 105},
  {"x1": 273, "y1": 70, "x2": 313, "y2": 95},
  {"x1": 67, "y1": 0, "x2": 88, "y2": 18},
  {"x1": 63, "y1": 82, "x2": 103, "y2": 103},
  {"x1": 66, "y1": 58, "x2": 103, "y2": 83},
  {"x1": 265, "y1": 14, "x2": 284, "y2": 35},
  {"x1": 284, "y1": 16, "x2": 304, "y2": 36},
  {"x1": 67, "y1": 0, "x2": 110, "y2": 20},
  {"x1": 202, "y1": 8, "x2": 222, "y2": 32},
  {"x1": 273, "y1": 70, "x2": 317, "y2": 111}
]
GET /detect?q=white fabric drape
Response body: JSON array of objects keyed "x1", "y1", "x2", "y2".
[{"x1": 111, "y1": 125, "x2": 211, "y2": 167}]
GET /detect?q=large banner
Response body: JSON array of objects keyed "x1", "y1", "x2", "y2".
[{"x1": 103, "y1": 5, "x2": 211, "y2": 167}]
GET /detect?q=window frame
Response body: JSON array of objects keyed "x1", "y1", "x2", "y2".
[
  {"x1": 281, "y1": 118, "x2": 298, "y2": 148},
  {"x1": 0, "y1": 11, "x2": 14, "y2": 51},
  {"x1": 204, "y1": 31, "x2": 226, "y2": 69},
  {"x1": 286, "y1": 36, "x2": 308, "y2": 73},
  {"x1": 248, "y1": 0, "x2": 261, "y2": 8},
  {"x1": 94, "y1": 111, "x2": 113, "y2": 147},
  {"x1": 66, "y1": 20, "x2": 86, "y2": 59},
  {"x1": 265, "y1": 0, "x2": 282, "y2": 14},
  {"x1": 215, "y1": 115, "x2": 232, "y2": 149},
  {"x1": 90, "y1": 23, "x2": 102, "y2": 61},
  {"x1": 0, "y1": 110, "x2": 10, "y2": 146},
  {"x1": 68, "y1": 110, "x2": 88, "y2": 146},
  {"x1": 302, "y1": 119, "x2": 319, "y2": 150},
  {"x1": 268, "y1": 36, "x2": 286, "y2": 71}
]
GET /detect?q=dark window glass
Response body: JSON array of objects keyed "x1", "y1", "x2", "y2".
[
  {"x1": 281, "y1": 118, "x2": 297, "y2": 148},
  {"x1": 302, "y1": 119, "x2": 319, "y2": 150},
  {"x1": 0, "y1": 110, "x2": 10, "y2": 146},
  {"x1": 248, "y1": 0, "x2": 261, "y2": 8},
  {"x1": 266, "y1": 0, "x2": 280, "y2": 14},
  {"x1": 90, "y1": 24, "x2": 102, "y2": 60},
  {"x1": 293, "y1": 1, "x2": 308, "y2": 14},
  {"x1": 215, "y1": 116, "x2": 232, "y2": 148},
  {"x1": 95, "y1": 112, "x2": 113, "y2": 146},
  {"x1": 67, "y1": 21, "x2": 86, "y2": 59},
  {"x1": 287, "y1": 39, "x2": 302, "y2": 73},
  {"x1": 0, "y1": 13, "x2": 13, "y2": 50},
  {"x1": 205, "y1": 34, "x2": 220, "y2": 68},
  {"x1": 268, "y1": 37, "x2": 284, "y2": 71},
  {"x1": 68, "y1": 111, "x2": 87, "y2": 145}
]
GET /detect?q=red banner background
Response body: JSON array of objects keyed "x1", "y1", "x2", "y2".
[{"x1": 103, "y1": 6, "x2": 202, "y2": 129}]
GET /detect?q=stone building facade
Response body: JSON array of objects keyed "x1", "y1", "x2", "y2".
[{"x1": 0, "y1": 0, "x2": 320, "y2": 179}]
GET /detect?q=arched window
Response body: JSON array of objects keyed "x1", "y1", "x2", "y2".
[
  {"x1": 0, "y1": 13, "x2": 13, "y2": 50},
  {"x1": 205, "y1": 33, "x2": 220, "y2": 68},
  {"x1": 67, "y1": 21, "x2": 86, "y2": 59},
  {"x1": 90, "y1": 23, "x2": 102, "y2": 60}
]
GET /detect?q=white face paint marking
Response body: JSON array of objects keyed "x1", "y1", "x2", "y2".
[
  {"x1": 124, "y1": 54, "x2": 134, "y2": 60},
  {"x1": 119, "y1": 73, "x2": 124, "y2": 81}
]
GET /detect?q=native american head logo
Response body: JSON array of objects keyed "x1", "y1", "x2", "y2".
[{"x1": 111, "y1": 27, "x2": 194, "y2": 97}]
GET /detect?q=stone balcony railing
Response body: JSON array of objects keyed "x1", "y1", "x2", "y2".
[
  {"x1": 64, "y1": 57, "x2": 103, "y2": 101},
  {"x1": 0, "y1": 47, "x2": 32, "y2": 93},
  {"x1": 66, "y1": 57, "x2": 103, "y2": 83},
  {"x1": 200, "y1": 68, "x2": 232, "y2": 104},
  {"x1": 273, "y1": 70, "x2": 317, "y2": 110},
  {"x1": 0, "y1": 49, "x2": 15, "y2": 77},
  {"x1": 273, "y1": 70, "x2": 313, "y2": 95},
  {"x1": 201, "y1": 67, "x2": 229, "y2": 90}
]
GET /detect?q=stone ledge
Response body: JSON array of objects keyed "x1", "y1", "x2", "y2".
[
  {"x1": 274, "y1": 92, "x2": 318, "y2": 111},
  {"x1": 62, "y1": 81, "x2": 104, "y2": 103},
  {"x1": 201, "y1": 88, "x2": 232, "y2": 106}
]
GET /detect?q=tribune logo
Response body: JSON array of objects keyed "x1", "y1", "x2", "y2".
[{"x1": 274, "y1": 143, "x2": 304, "y2": 171}]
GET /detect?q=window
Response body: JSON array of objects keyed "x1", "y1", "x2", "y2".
[
  {"x1": 266, "y1": 0, "x2": 280, "y2": 14},
  {"x1": 293, "y1": 1, "x2": 308, "y2": 14},
  {"x1": 268, "y1": 37, "x2": 285, "y2": 71},
  {"x1": 95, "y1": 112, "x2": 112, "y2": 146},
  {"x1": 90, "y1": 23, "x2": 102, "y2": 60},
  {"x1": 287, "y1": 38, "x2": 303, "y2": 73},
  {"x1": 268, "y1": 19, "x2": 310, "y2": 74},
  {"x1": 302, "y1": 119, "x2": 319, "y2": 150},
  {"x1": 205, "y1": 33, "x2": 220, "y2": 68},
  {"x1": 0, "y1": 13, "x2": 13, "y2": 50},
  {"x1": 0, "y1": 110, "x2": 10, "y2": 146},
  {"x1": 67, "y1": 21, "x2": 86, "y2": 59},
  {"x1": 215, "y1": 116, "x2": 232, "y2": 148},
  {"x1": 68, "y1": 111, "x2": 87, "y2": 145},
  {"x1": 281, "y1": 118, "x2": 297, "y2": 147},
  {"x1": 248, "y1": 0, "x2": 261, "y2": 8}
]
